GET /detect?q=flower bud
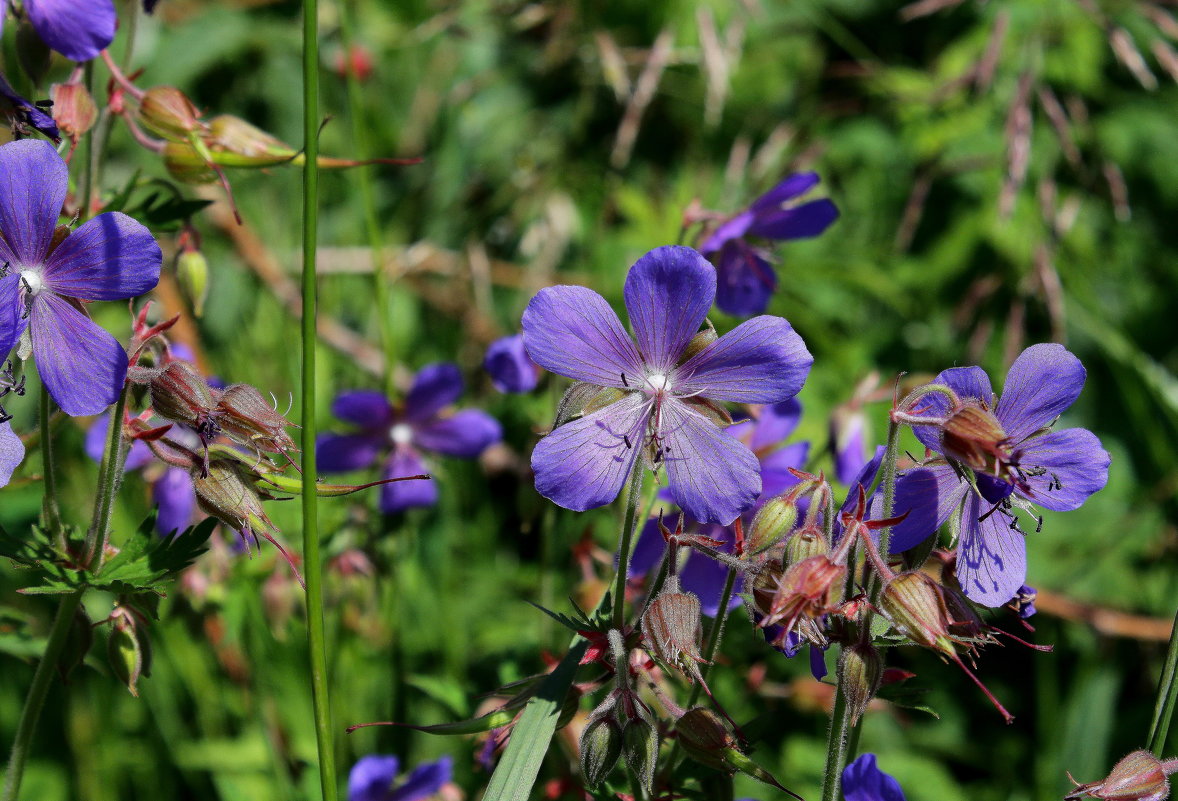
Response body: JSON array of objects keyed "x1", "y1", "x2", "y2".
[
  {"x1": 192, "y1": 458, "x2": 275, "y2": 537},
  {"x1": 784, "y1": 522, "x2": 829, "y2": 566},
  {"x1": 50, "y1": 82, "x2": 97, "y2": 141},
  {"x1": 162, "y1": 141, "x2": 217, "y2": 184},
  {"x1": 622, "y1": 712, "x2": 659, "y2": 794},
  {"x1": 747, "y1": 495, "x2": 800, "y2": 556},
  {"x1": 676, "y1": 707, "x2": 737, "y2": 770},
  {"x1": 176, "y1": 247, "x2": 210, "y2": 317},
  {"x1": 879, "y1": 571, "x2": 956, "y2": 656},
  {"x1": 580, "y1": 714, "x2": 623, "y2": 789},
  {"x1": 940, "y1": 404, "x2": 1009, "y2": 476},
  {"x1": 138, "y1": 86, "x2": 204, "y2": 141},
  {"x1": 1065, "y1": 750, "x2": 1173, "y2": 801},
  {"x1": 841, "y1": 642, "x2": 883, "y2": 726},
  {"x1": 752, "y1": 555, "x2": 845, "y2": 632},
  {"x1": 208, "y1": 114, "x2": 292, "y2": 160},
  {"x1": 147, "y1": 360, "x2": 217, "y2": 432},
  {"x1": 642, "y1": 585, "x2": 703, "y2": 679},
  {"x1": 107, "y1": 608, "x2": 152, "y2": 697},
  {"x1": 214, "y1": 383, "x2": 297, "y2": 457}
]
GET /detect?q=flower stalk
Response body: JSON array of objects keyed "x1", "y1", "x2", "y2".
[{"x1": 613, "y1": 465, "x2": 646, "y2": 630}]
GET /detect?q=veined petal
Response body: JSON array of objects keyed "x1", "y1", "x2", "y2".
[
  {"x1": 380, "y1": 448, "x2": 437, "y2": 513},
  {"x1": 153, "y1": 467, "x2": 197, "y2": 536},
  {"x1": 956, "y1": 491, "x2": 1027, "y2": 607},
  {"x1": 347, "y1": 755, "x2": 400, "y2": 801},
  {"x1": 0, "y1": 74, "x2": 60, "y2": 140},
  {"x1": 676, "y1": 316, "x2": 811, "y2": 404},
  {"x1": 758, "y1": 442, "x2": 810, "y2": 501},
  {"x1": 623, "y1": 246, "x2": 715, "y2": 372},
  {"x1": 0, "y1": 274, "x2": 24, "y2": 357},
  {"x1": 888, "y1": 463, "x2": 966, "y2": 552},
  {"x1": 24, "y1": 0, "x2": 116, "y2": 62},
  {"x1": 751, "y1": 173, "x2": 822, "y2": 211},
  {"x1": 331, "y1": 390, "x2": 394, "y2": 428},
  {"x1": 661, "y1": 399, "x2": 761, "y2": 525},
  {"x1": 747, "y1": 198, "x2": 839, "y2": 241},
  {"x1": 316, "y1": 432, "x2": 383, "y2": 473},
  {"x1": 749, "y1": 398, "x2": 803, "y2": 451},
  {"x1": 0, "y1": 139, "x2": 66, "y2": 266},
  {"x1": 414, "y1": 409, "x2": 501, "y2": 458},
  {"x1": 484, "y1": 334, "x2": 540, "y2": 393},
  {"x1": 996, "y1": 343, "x2": 1086, "y2": 442},
  {"x1": 531, "y1": 392, "x2": 650, "y2": 512},
  {"x1": 522, "y1": 285, "x2": 643, "y2": 388},
  {"x1": 912, "y1": 365, "x2": 993, "y2": 452},
  {"x1": 30, "y1": 293, "x2": 126, "y2": 416},
  {"x1": 699, "y1": 210, "x2": 754, "y2": 253},
  {"x1": 713, "y1": 240, "x2": 776, "y2": 317},
  {"x1": 404, "y1": 363, "x2": 463, "y2": 422},
  {"x1": 390, "y1": 756, "x2": 452, "y2": 801},
  {"x1": 1015, "y1": 427, "x2": 1110, "y2": 512},
  {"x1": 843, "y1": 753, "x2": 907, "y2": 801},
  {"x1": 0, "y1": 421, "x2": 24, "y2": 487},
  {"x1": 42, "y1": 212, "x2": 161, "y2": 300}
]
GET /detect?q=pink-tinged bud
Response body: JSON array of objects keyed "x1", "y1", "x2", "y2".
[
  {"x1": 783, "y1": 523, "x2": 829, "y2": 566},
  {"x1": 138, "y1": 86, "x2": 205, "y2": 141},
  {"x1": 752, "y1": 555, "x2": 845, "y2": 633},
  {"x1": 107, "y1": 607, "x2": 152, "y2": 698},
  {"x1": 145, "y1": 361, "x2": 218, "y2": 432},
  {"x1": 940, "y1": 403, "x2": 1011, "y2": 477},
  {"x1": 747, "y1": 494, "x2": 800, "y2": 556},
  {"x1": 579, "y1": 713, "x2": 623, "y2": 789},
  {"x1": 840, "y1": 642, "x2": 883, "y2": 726},
  {"x1": 207, "y1": 114, "x2": 294, "y2": 161},
  {"x1": 50, "y1": 83, "x2": 98, "y2": 140},
  {"x1": 642, "y1": 585, "x2": 705, "y2": 680},
  {"x1": 333, "y1": 43, "x2": 375, "y2": 82},
  {"x1": 214, "y1": 383, "x2": 297, "y2": 458},
  {"x1": 1065, "y1": 750, "x2": 1174, "y2": 801},
  {"x1": 192, "y1": 459, "x2": 274, "y2": 539},
  {"x1": 676, "y1": 707, "x2": 738, "y2": 770}
]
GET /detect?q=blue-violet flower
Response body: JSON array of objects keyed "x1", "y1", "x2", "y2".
[
  {"x1": 484, "y1": 333, "x2": 541, "y2": 393},
  {"x1": 4, "y1": 0, "x2": 116, "y2": 63},
  {"x1": 843, "y1": 753, "x2": 906, "y2": 801},
  {"x1": 347, "y1": 754, "x2": 452, "y2": 801}
]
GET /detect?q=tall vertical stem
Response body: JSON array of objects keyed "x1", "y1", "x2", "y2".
[
  {"x1": 612, "y1": 466, "x2": 646, "y2": 630},
  {"x1": 1147, "y1": 608, "x2": 1178, "y2": 755},
  {"x1": 84, "y1": 385, "x2": 128, "y2": 569},
  {"x1": 819, "y1": 653, "x2": 853, "y2": 801},
  {"x1": 39, "y1": 386, "x2": 62, "y2": 539},
  {"x1": 301, "y1": 1, "x2": 336, "y2": 799}
]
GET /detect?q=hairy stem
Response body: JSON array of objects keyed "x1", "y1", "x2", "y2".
[
  {"x1": 85, "y1": 384, "x2": 129, "y2": 570},
  {"x1": 819, "y1": 650, "x2": 853, "y2": 801},
  {"x1": 1147, "y1": 608, "x2": 1178, "y2": 755},
  {"x1": 612, "y1": 465, "x2": 646, "y2": 630},
  {"x1": 39, "y1": 386, "x2": 62, "y2": 541}
]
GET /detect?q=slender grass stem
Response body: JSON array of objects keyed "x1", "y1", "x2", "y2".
[
  {"x1": 612, "y1": 466, "x2": 646, "y2": 630},
  {"x1": 301, "y1": 1, "x2": 337, "y2": 799},
  {"x1": 1147, "y1": 608, "x2": 1178, "y2": 755}
]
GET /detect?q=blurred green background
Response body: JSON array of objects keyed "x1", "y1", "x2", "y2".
[{"x1": 2, "y1": 0, "x2": 1178, "y2": 798}]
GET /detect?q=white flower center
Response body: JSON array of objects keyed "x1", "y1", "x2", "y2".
[
  {"x1": 19, "y1": 269, "x2": 43, "y2": 298},
  {"x1": 645, "y1": 373, "x2": 671, "y2": 394},
  {"x1": 390, "y1": 423, "x2": 414, "y2": 446}
]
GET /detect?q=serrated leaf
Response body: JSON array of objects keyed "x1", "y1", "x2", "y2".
[{"x1": 97, "y1": 518, "x2": 215, "y2": 591}]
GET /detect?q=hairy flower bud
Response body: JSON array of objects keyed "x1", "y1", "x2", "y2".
[
  {"x1": 147, "y1": 360, "x2": 217, "y2": 432},
  {"x1": 107, "y1": 607, "x2": 152, "y2": 697},
  {"x1": 50, "y1": 82, "x2": 97, "y2": 140},
  {"x1": 941, "y1": 404, "x2": 1010, "y2": 477},
  {"x1": 841, "y1": 642, "x2": 883, "y2": 726},
  {"x1": 622, "y1": 712, "x2": 659, "y2": 794},
  {"x1": 783, "y1": 523, "x2": 829, "y2": 566},
  {"x1": 676, "y1": 707, "x2": 738, "y2": 770},
  {"x1": 747, "y1": 494, "x2": 800, "y2": 556},
  {"x1": 642, "y1": 584, "x2": 704, "y2": 679},
  {"x1": 208, "y1": 114, "x2": 291, "y2": 160},
  {"x1": 752, "y1": 554, "x2": 845, "y2": 634},
  {"x1": 138, "y1": 86, "x2": 204, "y2": 141},
  {"x1": 214, "y1": 383, "x2": 297, "y2": 457},
  {"x1": 1065, "y1": 750, "x2": 1174, "y2": 801},
  {"x1": 192, "y1": 458, "x2": 274, "y2": 537},
  {"x1": 879, "y1": 571, "x2": 956, "y2": 656},
  {"x1": 580, "y1": 714, "x2": 623, "y2": 789},
  {"x1": 176, "y1": 247, "x2": 210, "y2": 317}
]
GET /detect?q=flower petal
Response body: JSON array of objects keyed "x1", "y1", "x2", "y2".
[
  {"x1": 316, "y1": 432, "x2": 383, "y2": 473},
  {"x1": 484, "y1": 334, "x2": 540, "y2": 393},
  {"x1": 888, "y1": 463, "x2": 966, "y2": 552},
  {"x1": 153, "y1": 467, "x2": 197, "y2": 536},
  {"x1": 629, "y1": 514, "x2": 671, "y2": 578},
  {"x1": 699, "y1": 211, "x2": 754, "y2": 253},
  {"x1": 747, "y1": 198, "x2": 839, "y2": 241},
  {"x1": 957, "y1": 491, "x2": 1027, "y2": 607},
  {"x1": 85, "y1": 413, "x2": 152, "y2": 471},
  {"x1": 24, "y1": 0, "x2": 116, "y2": 62},
  {"x1": 414, "y1": 409, "x2": 502, "y2": 458},
  {"x1": 347, "y1": 755, "x2": 400, "y2": 801},
  {"x1": 331, "y1": 390, "x2": 394, "y2": 428},
  {"x1": 0, "y1": 74, "x2": 60, "y2": 140},
  {"x1": 1015, "y1": 427, "x2": 1110, "y2": 512},
  {"x1": 30, "y1": 293, "x2": 126, "y2": 416},
  {"x1": 995, "y1": 343, "x2": 1086, "y2": 442},
  {"x1": 749, "y1": 398, "x2": 803, "y2": 451},
  {"x1": 42, "y1": 212, "x2": 161, "y2": 300},
  {"x1": 661, "y1": 399, "x2": 761, "y2": 525},
  {"x1": 531, "y1": 392, "x2": 650, "y2": 512},
  {"x1": 750, "y1": 173, "x2": 822, "y2": 212},
  {"x1": 623, "y1": 246, "x2": 715, "y2": 371},
  {"x1": 380, "y1": 448, "x2": 438, "y2": 513},
  {"x1": 0, "y1": 138, "x2": 66, "y2": 266},
  {"x1": 390, "y1": 755, "x2": 452, "y2": 801},
  {"x1": 0, "y1": 421, "x2": 24, "y2": 487},
  {"x1": 843, "y1": 753, "x2": 907, "y2": 801},
  {"x1": 680, "y1": 552, "x2": 743, "y2": 617},
  {"x1": 759, "y1": 442, "x2": 810, "y2": 502},
  {"x1": 0, "y1": 274, "x2": 25, "y2": 358},
  {"x1": 911, "y1": 365, "x2": 994, "y2": 452},
  {"x1": 404, "y1": 363, "x2": 464, "y2": 423},
  {"x1": 522, "y1": 285, "x2": 643, "y2": 389},
  {"x1": 833, "y1": 412, "x2": 868, "y2": 486},
  {"x1": 712, "y1": 240, "x2": 776, "y2": 317},
  {"x1": 676, "y1": 316, "x2": 812, "y2": 404}
]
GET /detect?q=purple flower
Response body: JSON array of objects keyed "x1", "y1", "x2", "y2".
[
  {"x1": 318, "y1": 364, "x2": 502, "y2": 513},
  {"x1": 831, "y1": 406, "x2": 869, "y2": 487},
  {"x1": 522, "y1": 245, "x2": 812, "y2": 525},
  {"x1": 0, "y1": 74, "x2": 60, "y2": 140},
  {"x1": 0, "y1": 140, "x2": 161, "y2": 416},
  {"x1": 0, "y1": 420, "x2": 23, "y2": 486},
  {"x1": 347, "y1": 754, "x2": 452, "y2": 801},
  {"x1": 892, "y1": 344, "x2": 1110, "y2": 606},
  {"x1": 699, "y1": 173, "x2": 838, "y2": 317},
  {"x1": 6, "y1": 0, "x2": 117, "y2": 63},
  {"x1": 843, "y1": 753, "x2": 906, "y2": 801},
  {"x1": 484, "y1": 334, "x2": 541, "y2": 393}
]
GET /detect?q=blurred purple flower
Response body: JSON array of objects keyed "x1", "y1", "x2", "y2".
[
  {"x1": 1012, "y1": 584, "x2": 1037, "y2": 619},
  {"x1": 484, "y1": 333, "x2": 541, "y2": 393},
  {"x1": 892, "y1": 344, "x2": 1110, "y2": 606},
  {"x1": 6, "y1": 0, "x2": 117, "y2": 63},
  {"x1": 0, "y1": 139, "x2": 161, "y2": 416},
  {"x1": 699, "y1": 173, "x2": 838, "y2": 317},
  {"x1": 843, "y1": 753, "x2": 906, "y2": 801},
  {"x1": 831, "y1": 406, "x2": 869, "y2": 487},
  {"x1": 523, "y1": 245, "x2": 812, "y2": 525},
  {"x1": 0, "y1": 420, "x2": 23, "y2": 486},
  {"x1": 0, "y1": 74, "x2": 59, "y2": 140},
  {"x1": 347, "y1": 754, "x2": 452, "y2": 801},
  {"x1": 318, "y1": 364, "x2": 502, "y2": 513}
]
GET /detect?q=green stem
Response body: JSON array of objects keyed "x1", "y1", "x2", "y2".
[
  {"x1": 864, "y1": 418, "x2": 903, "y2": 604},
  {"x1": 85, "y1": 384, "x2": 129, "y2": 570},
  {"x1": 819, "y1": 650, "x2": 853, "y2": 801},
  {"x1": 302, "y1": 1, "x2": 336, "y2": 799},
  {"x1": 38, "y1": 386, "x2": 62, "y2": 541},
  {"x1": 1, "y1": 590, "x2": 84, "y2": 801},
  {"x1": 1147, "y1": 608, "x2": 1178, "y2": 755},
  {"x1": 612, "y1": 466, "x2": 646, "y2": 630}
]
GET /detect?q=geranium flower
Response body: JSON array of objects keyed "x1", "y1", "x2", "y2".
[
  {"x1": 0, "y1": 139, "x2": 161, "y2": 416},
  {"x1": 4, "y1": 0, "x2": 116, "y2": 63},
  {"x1": 484, "y1": 333, "x2": 541, "y2": 393},
  {"x1": 347, "y1": 754, "x2": 452, "y2": 801},
  {"x1": 0, "y1": 74, "x2": 60, "y2": 140},
  {"x1": 317, "y1": 364, "x2": 502, "y2": 513},
  {"x1": 699, "y1": 173, "x2": 838, "y2": 317},
  {"x1": 0, "y1": 420, "x2": 23, "y2": 487},
  {"x1": 843, "y1": 753, "x2": 906, "y2": 801},
  {"x1": 892, "y1": 344, "x2": 1110, "y2": 606},
  {"x1": 523, "y1": 245, "x2": 812, "y2": 525}
]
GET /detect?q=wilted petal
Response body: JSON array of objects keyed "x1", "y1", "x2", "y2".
[
  {"x1": 24, "y1": 0, "x2": 117, "y2": 62},
  {"x1": 390, "y1": 755, "x2": 452, "y2": 801},
  {"x1": 42, "y1": 212, "x2": 161, "y2": 300},
  {"x1": 843, "y1": 753, "x2": 907, "y2": 801},
  {"x1": 680, "y1": 553, "x2": 743, "y2": 617},
  {"x1": 347, "y1": 755, "x2": 400, "y2": 801},
  {"x1": 522, "y1": 285, "x2": 644, "y2": 389},
  {"x1": 623, "y1": 246, "x2": 714, "y2": 371},
  {"x1": 676, "y1": 316, "x2": 812, "y2": 404},
  {"x1": 0, "y1": 138, "x2": 66, "y2": 266},
  {"x1": 153, "y1": 467, "x2": 196, "y2": 536},
  {"x1": 888, "y1": 463, "x2": 965, "y2": 552},
  {"x1": 750, "y1": 173, "x2": 822, "y2": 212},
  {"x1": 380, "y1": 448, "x2": 437, "y2": 513},
  {"x1": 957, "y1": 491, "x2": 1027, "y2": 607},
  {"x1": 712, "y1": 240, "x2": 776, "y2": 317},
  {"x1": 404, "y1": 363, "x2": 464, "y2": 423},
  {"x1": 331, "y1": 390, "x2": 393, "y2": 428},
  {"x1": 317, "y1": 432, "x2": 383, "y2": 473},
  {"x1": 533, "y1": 393, "x2": 649, "y2": 512},
  {"x1": 661, "y1": 399, "x2": 761, "y2": 524},
  {"x1": 995, "y1": 343, "x2": 1086, "y2": 442},
  {"x1": 484, "y1": 334, "x2": 539, "y2": 393},
  {"x1": 0, "y1": 420, "x2": 24, "y2": 487},
  {"x1": 85, "y1": 412, "x2": 152, "y2": 471},
  {"x1": 31, "y1": 293, "x2": 125, "y2": 416},
  {"x1": 414, "y1": 409, "x2": 501, "y2": 458},
  {"x1": 747, "y1": 198, "x2": 839, "y2": 241},
  {"x1": 911, "y1": 365, "x2": 994, "y2": 452},
  {"x1": 749, "y1": 398, "x2": 803, "y2": 451},
  {"x1": 1015, "y1": 427, "x2": 1110, "y2": 512}
]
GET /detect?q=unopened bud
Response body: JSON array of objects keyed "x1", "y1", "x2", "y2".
[
  {"x1": 676, "y1": 707, "x2": 737, "y2": 770},
  {"x1": 1065, "y1": 750, "x2": 1174, "y2": 801},
  {"x1": 214, "y1": 383, "x2": 297, "y2": 456},
  {"x1": 880, "y1": 571, "x2": 956, "y2": 656},
  {"x1": 622, "y1": 712, "x2": 659, "y2": 794},
  {"x1": 176, "y1": 248, "x2": 210, "y2": 317},
  {"x1": 208, "y1": 114, "x2": 292, "y2": 160},
  {"x1": 50, "y1": 83, "x2": 97, "y2": 140},
  {"x1": 747, "y1": 495, "x2": 800, "y2": 556},
  {"x1": 162, "y1": 141, "x2": 217, "y2": 184},
  {"x1": 642, "y1": 585, "x2": 704, "y2": 678},
  {"x1": 138, "y1": 86, "x2": 204, "y2": 141},
  {"x1": 784, "y1": 524, "x2": 829, "y2": 566},
  {"x1": 941, "y1": 404, "x2": 1008, "y2": 475},
  {"x1": 580, "y1": 714, "x2": 623, "y2": 789},
  {"x1": 107, "y1": 608, "x2": 152, "y2": 697},
  {"x1": 192, "y1": 458, "x2": 274, "y2": 536},
  {"x1": 147, "y1": 360, "x2": 217, "y2": 431},
  {"x1": 752, "y1": 555, "x2": 844, "y2": 631},
  {"x1": 841, "y1": 642, "x2": 883, "y2": 726}
]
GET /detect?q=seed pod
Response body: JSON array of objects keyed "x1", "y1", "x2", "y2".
[
  {"x1": 580, "y1": 714, "x2": 623, "y2": 789},
  {"x1": 642, "y1": 584, "x2": 704, "y2": 679},
  {"x1": 50, "y1": 82, "x2": 97, "y2": 140},
  {"x1": 747, "y1": 494, "x2": 800, "y2": 556},
  {"x1": 676, "y1": 707, "x2": 737, "y2": 771},
  {"x1": 107, "y1": 609, "x2": 151, "y2": 697},
  {"x1": 214, "y1": 383, "x2": 297, "y2": 456},
  {"x1": 879, "y1": 571, "x2": 956, "y2": 656},
  {"x1": 622, "y1": 712, "x2": 659, "y2": 795},
  {"x1": 840, "y1": 642, "x2": 883, "y2": 726},
  {"x1": 191, "y1": 458, "x2": 273, "y2": 537},
  {"x1": 138, "y1": 86, "x2": 204, "y2": 141},
  {"x1": 147, "y1": 360, "x2": 217, "y2": 430},
  {"x1": 1065, "y1": 750, "x2": 1172, "y2": 801}
]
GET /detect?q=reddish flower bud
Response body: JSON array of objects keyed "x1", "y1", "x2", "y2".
[
  {"x1": 213, "y1": 383, "x2": 297, "y2": 458},
  {"x1": 145, "y1": 360, "x2": 218, "y2": 433},
  {"x1": 752, "y1": 555, "x2": 845, "y2": 635},
  {"x1": 50, "y1": 82, "x2": 97, "y2": 141},
  {"x1": 642, "y1": 582, "x2": 705, "y2": 680},
  {"x1": 138, "y1": 86, "x2": 205, "y2": 141},
  {"x1": 107, "y1": 606, "x2": 152, "y2": 698},
  {"x1": 1065, "y1": 750, "x2": 1175, "y2": 801},
  {"x1": 940, "y1": 403, "x2": 1011, "y2": 478}
]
